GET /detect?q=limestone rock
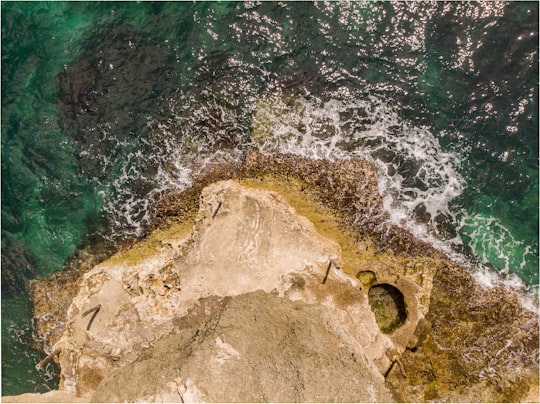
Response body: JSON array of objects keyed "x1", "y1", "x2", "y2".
[
  {"x1": 91, "y1": 291, "x2": 394, "y2": 403},
  {"x1": 12, "y1": 152, "x2": 539, "y2": 403},
  {"x1": 48, "y1": 179, "x2": 423, "y2": 399}
]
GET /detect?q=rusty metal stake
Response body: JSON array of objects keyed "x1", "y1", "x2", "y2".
[
  {"x1": 384, "y1": 355, "x2": 407, "y2": 379},
  {"x1": 322, "y1": 260, "x2": 332, "y2": 284},
  {"x1": 82, "y1": 304, "x2": 101, "y2": 331},
  {"x1": 35, "y1": 348, "x2": 61, "y2": 370},
  {"x1": 212, "y1": 202, "x2": 222, "y2": 219}
]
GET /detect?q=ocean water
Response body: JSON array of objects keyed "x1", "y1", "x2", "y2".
[{"x1": 1, "y1": 1, "x2": 537, "y2": 395}]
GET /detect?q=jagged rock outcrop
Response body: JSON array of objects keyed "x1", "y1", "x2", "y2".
[
  {"x1": 5, "y1": 152, "x2": 538, "y2": 403},
  {"x1": 386, "y1": 262, "x2": 540, "y2": 402}
]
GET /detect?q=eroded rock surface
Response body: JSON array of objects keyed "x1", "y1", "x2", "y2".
[
  {"x1": 43, "y1": 179, "x2": 428, "y2": 400},
  {"x1": 16, "y1": 152, "x2": 539, "y2": 403},
  {"x1": 92, "y1": 291, "x2": 394, "y2": 403},
  {"x1": 386, "y1": 262, "x2": 540, "y2": 403}
]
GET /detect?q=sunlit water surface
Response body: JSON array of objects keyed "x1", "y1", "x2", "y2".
[{"x1": 2, "y1": 1, "x2": 537, "y2": 394}]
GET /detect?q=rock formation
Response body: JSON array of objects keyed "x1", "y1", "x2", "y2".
[
  {"x1": 92, "y1": 291, "x2": 394, "y2": 403},
  {"x1": 4, "y1": 151, "x2": 538, "y2": 403},
  {"x1": 32, "y1": 179, "x2": 418, "y2": 401}
]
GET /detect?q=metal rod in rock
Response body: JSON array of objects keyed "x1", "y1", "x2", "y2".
[
  {"x1": 212, "y1": 201, "x2": 222, "y2": 219},
  {"x1": 384, "y1": 356, "x2": 407, "y2": 379},
  {"x1": 322, "y1": 260, "x2": 332, "y2": 284},
  {"x1": 82, "y1": 304, "x2": 101, "y2": 331},
  {"x1": 35, "y1": 348, "x2": 61, "y2": 370}
]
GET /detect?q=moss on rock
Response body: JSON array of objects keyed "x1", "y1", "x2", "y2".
[
  {"x1": 357, "y1": 270, "x2": 377, "y2": 288},
  {"x1": 385, "y1": 261, "x2": 539, "y2": 402},
  {"x1": 107, "y1": 220, "x2": 194, "y2": 267},
  {"x1": 368, "y1": 283, "x2": 407, "y2": 334}
]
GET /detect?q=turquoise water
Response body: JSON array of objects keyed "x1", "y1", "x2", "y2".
[{"x1": 2, "y1": 1, "x2": 538, "y2": 394}]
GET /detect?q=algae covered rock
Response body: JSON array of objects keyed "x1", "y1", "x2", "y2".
[
  {"x1": 368, "y1": 283, "x2": 408, "y2": 334},
  {"x1": 357, "y1": 270, "x2": 377, "y2": 288},
  {"x1": 386, "y1": 262, "x2": 539, "y2": 403}
]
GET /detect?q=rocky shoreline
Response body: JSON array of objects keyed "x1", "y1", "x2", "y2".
[{"x1": 4, "y1": 151, "x2": 538, "y2": 402}]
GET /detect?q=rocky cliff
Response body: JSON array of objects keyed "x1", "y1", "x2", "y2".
[{"x1": 4, "y1": 151, "x2": 538, "y2": 403}]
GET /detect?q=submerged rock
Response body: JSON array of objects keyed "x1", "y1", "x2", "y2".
[
  {"x1": 12, "y1": 152, "x2": 539, "y2": 402},
  {"x1": 58, "y1": 22, "x2": 176, "y2": 180},
  {"x1": 368, "y1": 283, "x2": 408, "y2": 334}
]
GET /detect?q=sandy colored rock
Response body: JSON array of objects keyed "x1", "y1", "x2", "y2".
[
  {"x1": 13, "y1": 151, "x2": 538, "y2": 403},
  {"x1": 92, "y1": 291, "x2": 394, "y2": 403},
  {"x1": 46, "y1": 179, "x2": 427, "y2": 399}
]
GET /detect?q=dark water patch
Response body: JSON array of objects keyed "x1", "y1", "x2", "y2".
[
  {"x1": 368, "y1": 283, "x2": 407, "y2": 334},
  {"x1": 1, "y1": 241, "x2": 38, "y2": 292},
  {"x1": 58, "y1": 22, "x2": 178, "y2": 181}
]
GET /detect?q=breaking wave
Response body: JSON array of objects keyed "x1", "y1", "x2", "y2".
[{"x1": 91, "y1": 87, "x2": 534, "y2": 299}]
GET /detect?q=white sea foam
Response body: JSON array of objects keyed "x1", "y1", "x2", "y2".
[
  {"x1": 249, "y1": 89, "x2": 537, "y2": 305},
  {"x1": 252, "y1": 90, "x2": 465, "y2": 240},
  {"x1": 456, "y1": 211, "x2": 537, "y2": 274},
  {"x1": 90, "y1": 86, "x2": 536, "y2": 308}
]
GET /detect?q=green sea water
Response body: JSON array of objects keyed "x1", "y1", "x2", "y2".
[{"x1": 1, "y1": 1, "x2": 538, "y2": 395}]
